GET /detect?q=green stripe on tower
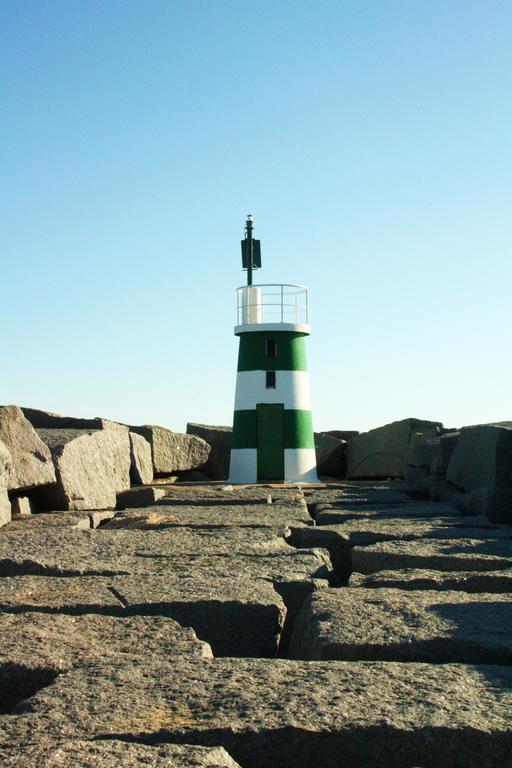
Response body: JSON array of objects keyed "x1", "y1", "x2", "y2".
[
  {"x1": 237, "y1": 332, "x2": 308, "y2": 372},
  {"x1": 232, "y1": 409, "x2": 314, "y2": 449},
  {"x1": 284, "y1": 409, "x2": 315, "y2": 449},
  {"x1": 232, "y1": 410, "x2": 258, "y2": 448}
]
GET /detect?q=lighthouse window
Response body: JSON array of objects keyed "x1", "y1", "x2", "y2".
[
  {"x1": 266, "y1": 371, "x2": 276, "y2": 389},
  {"x1": 266, "y1": 339, "x2": 277, "y2": 358}
]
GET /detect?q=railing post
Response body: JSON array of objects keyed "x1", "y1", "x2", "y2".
[{"x1": 281, "y1": 285, "x2": 284, "y2": 323}]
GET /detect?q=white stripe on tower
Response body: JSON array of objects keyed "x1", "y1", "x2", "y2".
[
  {"x1": 234, "y1": 370, "x2": 312, "y2": 411},
  {"x1": 284, "y1": 448, "x2": 318, "y2": 483},
  {"x1": 229, "y1": 449, "x2": 257, "y2": 484}
]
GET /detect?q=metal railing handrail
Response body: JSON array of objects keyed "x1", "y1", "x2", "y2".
[
  {"x1": 236, "y1": 283, "x2": 309, "y2": 325},
  {"x1": 236, "y1": 282, "x2": 308, "y2": 292}
]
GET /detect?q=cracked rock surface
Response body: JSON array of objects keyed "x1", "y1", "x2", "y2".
[
  {"x1": 289, "y1": 587, "x2": 512, "y2": 663},
  {"x1": 1, "y1": 741, "x2": 240, "y2": 768},
  {"x1": 2, "y1": 658, "x2": 511, "y2": 768},
  {"x1": 2, "y1": 481, "x2": 512, "y2": 768}
]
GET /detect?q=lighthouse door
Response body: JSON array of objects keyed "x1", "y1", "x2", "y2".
[{"x1": 256, "y1": 403, "x2": 285, "y2": 482}]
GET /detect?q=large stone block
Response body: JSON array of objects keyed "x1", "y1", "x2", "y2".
[
  {"x1": 322, "y1": 429, "x2": 359, "y2": 441},
  {"x1": 21, "y1": 407, "x2": 104, "y2": 429},
  {"x1": 350, "y1": 568, "x2": 512, "y2": 592},
  {"x1": 115, "y1": 486, "x2": 166, "y2": 509},
  {"x1": 0, "y1": 575, "x2": 123, "y2": 615},
  {"x1": 187, "y1": 423, "x2": 232, "y2": 480},
  {"x1": 110, "y1": 574, "x2": 286, "y2": 657},
  {"x1": 291, "y1": 517, "x2": 511, "y2": 579},
  {"x1": 0, "y1": 610, "x2": 213, "y2": 670},
  {"x1": 109, "y1": 499, "x2": 311, "y2": 530},
  {"x1": 0, "y1": 439, "x2": 12, "y2": 527},
  {"x1": 352, "y1": 537, "x2": 512, "y2": 574},
  {"x1": 101, "y1": 420, "x2": 131, "y2": 492},
  {"x1": 1, "y1": 741, "x2": 240, "y2": 768},
  {"x1": 447, "y1": 423, "x2": 512, "y2": 492},
  {"x1": 314, "y1": 433, "x2": 346, "y2": 477},
  {"x1": 0, "y1": 522, "x2": 330, "y2": 582},
  {"x1": 129, "y1": 431, "x2": 153, "y2": 485},
  {"x1": 131, "y1": 425, "x2": 210, "y2": 474},
  {"x1": 35, "y1": 428, "x2": 127, "y2": 510},
  {"x1": 9, "y1": 496, "x2": 35, "y2": 516},
  {"x1": 289, "y1": 588, "x2": 512, "y2": 663},
  {"x1": 305, "y1": 486, "x2": 413, "y2": 512},
  {"x1": 0, "y1": 406, "x2": 56, "y2": 492},
  {"x1": 315, "y1": 500, "x2": 460, "y2": 525},
  {"x1": 347, "y1": 418, "x2": 442, "y2": 479},
  {"x1": 406, "y1": 433, "x2": 440, "y2": 468},
  {"x1": 0, "y1": 572, "x2": 284, "y2": 658},
  {"x1": 3, "y1": 657, "x2": 512, "y2": 768},
  {"x1": 432, "y1": 431, "x2": 460, "y2": 474},
  {"x1": 453, "y1": 487, "x2": 512, "y2": 524},
  {"x1": 21, "y1": 409, "x2": 131, "y2": 492}
]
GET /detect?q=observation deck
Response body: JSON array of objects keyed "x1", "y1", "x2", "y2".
[{"x1": 235, "y1": 284, "x2": 310, "y2": 335}]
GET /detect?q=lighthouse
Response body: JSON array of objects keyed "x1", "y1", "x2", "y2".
[{"x1": 228, "y1": 215, "x2": 319, "y2": 484}]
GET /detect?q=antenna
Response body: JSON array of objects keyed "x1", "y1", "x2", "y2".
[{"x1": 241, "y1": 213, "x2": 261, "y2": 286}]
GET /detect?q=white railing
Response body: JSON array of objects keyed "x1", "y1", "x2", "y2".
[{"x1": 236, "y1": 284, "x2": 309, "y2": 326}]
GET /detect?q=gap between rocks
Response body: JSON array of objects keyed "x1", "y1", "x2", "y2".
[
  {"x1": 92, "y1": 723, "x2": 508, "y2": 768},
  {"x1": 0, "y1": 664, "x2": 60, "y2": 715}
]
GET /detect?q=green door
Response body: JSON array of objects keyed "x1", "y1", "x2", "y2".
[{"x1": 257, "y1": 403, "x2": 285, "y2": 482}]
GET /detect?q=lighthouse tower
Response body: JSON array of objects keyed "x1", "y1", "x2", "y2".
[{"x1": 228, "y1": 215, "x2": 319, "y2": 484}]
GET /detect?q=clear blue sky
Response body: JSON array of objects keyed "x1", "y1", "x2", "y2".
[{"x1": 2, "y1": 1, "x2": 511, "y2": 433}]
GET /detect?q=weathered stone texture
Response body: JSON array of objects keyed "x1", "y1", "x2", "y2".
[
  {"x1": 0, "y1": 611, "x2": 213, "y2": 671},
  {"x1": 187, "y1": 422, "x2": 232, "y2": 480},
  {"x1": 129, "y1": 431, "x2": 153, "y2": 485},
  {"x1": 36, "y1": 427, "x2": 129, "y2": 511},
  {"x1": 322, "y1": 429, "x2": 359, "y2": 441},
  {"x1": 292, "y1": 517, "x2": 512, "y2": 578},
  {"x1": 10, "y1": 496, "x2": 35, "y2": 516},
  {"x1": 132, "y1": 424, "x2": 211, "y2": 474},
  {"x1": 350, "y1": 568, "x2": 512, "y2": 592},
  {"x1": 0, "y1": 574, "x2": 284, "y2": 658},
  {"x1": 110, "y1": 574, "x2": 286, "y2": 657},
  {"x1": 115, "y1": 486, "x2": 166, "y2": 509},
  {"x1": 1, "y1": 741, "x2": 240, "y2": 768},
  {"x1": 432, "y1": 431, "x2": 460, "y2": 473},
  {"x1": 5, "y1": 511, "x2": 94, "y2": 531},
  {"x1": 2, "y1": 658, "x2": 511, "y2": 768},
  {"x1": 0, "y1": 524, "x2": 329, "y2": 576},
  {"x1": 0, "y1": 439, "x2": 12, "y2": 526},
  {"x1": 289, "y1": 588, "x2": 512, "y2": 663},
  {"x1": 21, "y1": 407, "x2": 103, "y2": 429},
  {"x1": 447, "y1": 423, "x2": 512, "y2": 492},
  {"x1": 314, "y1": 433, "x2": 346, "y2": 477},
  {"x1": 352, "y1": 537, "x2": 512, "y2": 574},
  {"x1": 0, "y1": 575, "x2": 122, "y2": 614},
  {"x1": 101, "y1": 420, "x2": 131, "y2": 492},
  {"x1": 346, "y1": 418, "x2": 442, "y2": 479},
  {"x1": 315, "y1": 501, "x2": 459, "y2": 525},
  {"x1": 108, "y1": 499, "x2": 310, "y2": 531},
  {"x1": 0, "y1": 406, "x2": 56, "y2": 491},
  {"x1": 2, "y1": 474, "x2": 512, "y2": 766},
  {"x1": 406, "y1": 432, "x2": 440, "y2": 468},
  {"x1": 304, "y1": 486, "x2": 412, "y2": 510},
  {"x1": 454, "y1": 486, "x2": 512, "y2": 524}
]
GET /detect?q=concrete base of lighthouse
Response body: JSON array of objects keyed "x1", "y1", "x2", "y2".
[{"x1": 229, "y1": 447, "x2": 318, "y2": 484}]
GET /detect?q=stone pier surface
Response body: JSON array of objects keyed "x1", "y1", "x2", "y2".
[
  {"x1": 1, "y1": 659, "x2": 511, "y2": 768},
  {"x1": 1, "y1": 480, "x2": 512, "y2": 767},
  {"x1": 289, "y1": 587, "x2": 512, "y2": 663}
]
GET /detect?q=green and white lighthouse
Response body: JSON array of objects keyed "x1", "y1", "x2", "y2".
[{"x1": 228, "y1": 215, "x2": 319, "y2": 484}]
